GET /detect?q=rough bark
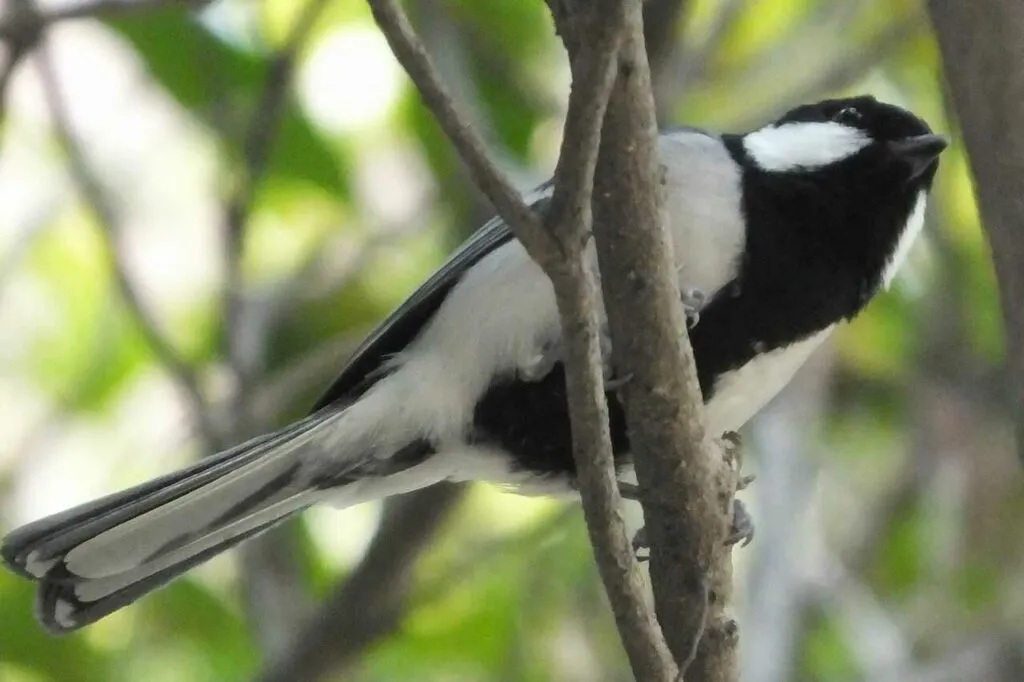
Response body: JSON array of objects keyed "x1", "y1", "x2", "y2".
[
  {"x1": 550, "y1": 1, "x2": 739, "y2": 677},
  {"x1": 927, "y1": 0, "x2": 1024, "y2": 463}
]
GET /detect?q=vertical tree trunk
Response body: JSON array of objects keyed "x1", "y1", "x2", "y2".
[{"x1": 927, "y1": 0, "x2": 1024, "y2": 462}]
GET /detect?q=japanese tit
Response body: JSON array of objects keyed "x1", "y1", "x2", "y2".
[{"x1": 2, "y1": 95, "x2": 947, "y2": 632}]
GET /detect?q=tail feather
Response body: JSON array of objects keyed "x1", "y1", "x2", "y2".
[
  {"x1": 1, "y1": 412, "x2": 342, "y2": 634},
  {"x1": 37, "y1": 514, "x2": 289, "y2": 633}
]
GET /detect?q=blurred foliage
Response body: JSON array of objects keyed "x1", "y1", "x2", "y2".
[{"x1": 0, "y1": 0, "x2": 1021, "y2": 681}]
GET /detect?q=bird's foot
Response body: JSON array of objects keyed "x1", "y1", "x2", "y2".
[
  {"x1": 624, "y1": 431, "x2": 754, "y2": 560},
  {"x1": 719, "y1": 430, "x2": 754, "y2": 547},
  {"x1": 632, "y1": 525, "x2": 650, "y2": 562},
  {"x1": 629, "y1": 499, "x2": 753, "y2": 561},
  {"x1": 682, "y1": 287, "x2": 706, "y2": 329},
  {"x1": 725, "y1": 498, "x2": 754, "y2": 547}
]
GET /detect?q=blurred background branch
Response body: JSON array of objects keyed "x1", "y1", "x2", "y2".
[
  {"x1": 213, "y1": 0, "x2": 331, "y2": 657},
  {"x1": 256, "y1": 483, "x2": 466, "y2": 682},
  {"x1": 33, "y1": 25, "x2": 221, "y2": 447}
]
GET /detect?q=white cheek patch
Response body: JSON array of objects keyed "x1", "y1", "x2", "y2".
[
  {"x1": 743, "y1": 121, "x2": 870, "y2": 171},
  {"x1": 881, "y1": 191, "x2": 927, "y2": 288}
]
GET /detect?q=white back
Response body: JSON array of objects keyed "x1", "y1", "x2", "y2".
[{"x1": 659, "y1": 130, "x2": 747, "y2": 295}]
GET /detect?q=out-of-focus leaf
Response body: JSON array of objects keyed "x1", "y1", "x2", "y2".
[
  {"x1": 936, "y1": 158, "x2": 1006, "y2": 364},
  {"x1": 870, "y1": 500, "x2": 925, "y2": 597},
  {"x1": 446, "y1": 0, "x2": 550, "y2": 61},
  {"x1": 264, "y1": 229, "x2": 445, "y2": 382},
  {"x1": 25, "y1": 216, "x2": 150, "y2": 412},
  {"x1": 835, "y1": 291, "x2": 915, "y2": 381},
  {"x1": 471, "y1": 63, "x2": 541, "y2": 159},
  {"x1": 800, "y1": 611, "x2": 859, "y2": 682},
  {"x1": 954, "y1": 561, "x2": 1001, "y2": 616},
  {"x1": 0, "y1": 572, "x2": 111, "y2": 682},
  {"x1": 366, "y1": 567, "x2": 523, "y2": 680},
  {"x1": 67, "y1": 299, "x2": 152, "y2": 412},
  {"x1": 103, "y1": 8, "x2": 347, "y2": 198},
  {"x1": 717, "y1": 0, "x2": 814, "y2": 70},
  {"x1": 131, "y1": 578, "x2": 258, "y2": 681}
]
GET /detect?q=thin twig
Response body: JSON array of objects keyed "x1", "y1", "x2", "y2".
[
  {"x1": 545, "y1": 9, "x2": 625, "y2": 248},
  {"x1": 34, "y1": 38, "x2": 221, "y2": 449},
  {"x1": 660, "y1": 0, "x2": 746, "y2": 104},
  {"x1": 642, "y1": 0, "x2": 690, "y2": 84},
  {"x1": 222, "y1": 0, "x2": 331, "y2": 426},
  {"x1": 365, "y1": 0, "x2": 552, "y2": 264},
  {"x1": 0, "y1": 0, "x2": 40, "y2": 129},
  {"x1": 0, "y1": 0, "x2": 212, "y2": 41}
]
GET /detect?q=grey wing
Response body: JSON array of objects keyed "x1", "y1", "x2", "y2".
[{"x1": 311, "y1": 182, "x2": 552, "y2": 411}]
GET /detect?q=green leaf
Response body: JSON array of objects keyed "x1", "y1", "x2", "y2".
[
  {"x1": 104, "y1": 7, "x2": 347, "y2": 198},
  {"x1": 0, "y1": 572, "x2": 111, "y2": 682},
  {"x1": 800, "y1": 611, "x2": 859, "y2": 682},
  {"x1": 25, "y1": 215, "x2": 150, "y2": 412}
]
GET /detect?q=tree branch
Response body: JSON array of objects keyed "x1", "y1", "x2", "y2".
[
  {"x1": 33, "y1": 37, "x2": 221, "y2": 450},
  {"x1": 0, "y1": 0, "x2": 40, "y2": 129},
  {"x1": 365, "y1": 0, "x2": 553, "y2": 264},
  {"x1": 926, "y1": 0, "x2": 1024, "y2": 464},
  {"x1": 366, "y1": 0, "x2": 678, "y2": 679},
  {"x1": 642, "y1": 0, "x2": 690, "y2": 93},
  {"x1": 556, "y1": 0, "x2": 740, "y2": 676},
  {"x1": 655, "y1": 0, "x2": 745, "y2": 110}
]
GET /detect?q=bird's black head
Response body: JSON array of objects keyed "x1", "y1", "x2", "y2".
[
  {"x1": 749, "y1": 95, "x2": 947, "y2": 187},
  {"x1": 725, "y1": 95, "x2": 947, "y2": 302}
]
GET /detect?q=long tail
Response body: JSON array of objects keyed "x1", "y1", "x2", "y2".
[{"x1": 1, "y1": 412, "x2": 350, "y2": 633}]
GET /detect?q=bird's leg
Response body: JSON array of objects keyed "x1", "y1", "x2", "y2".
[{"x1": 624, "y1": 430, "x2": 754, "y2": 561}]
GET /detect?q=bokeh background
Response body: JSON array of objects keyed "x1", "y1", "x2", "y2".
[{"x1": 1, "y1": 0, "x2": 1021, "y2": 680}]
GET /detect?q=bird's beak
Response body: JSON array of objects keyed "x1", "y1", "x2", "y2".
[{"x1": 888, "y1": 134, "x2": 949, "y2": 179}]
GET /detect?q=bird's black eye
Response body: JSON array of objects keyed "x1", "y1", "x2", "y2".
[{"x1": 832, "y1": 106, "x2": 863, "y2": 126}]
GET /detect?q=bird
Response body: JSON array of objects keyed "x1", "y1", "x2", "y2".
[{"x1": 1, "y1": 95, "x2": 947, "y2": 633}]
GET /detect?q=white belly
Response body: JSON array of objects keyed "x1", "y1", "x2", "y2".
[{"x1": 703, "y1": 327, "x2": 832, "y2": 436}]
